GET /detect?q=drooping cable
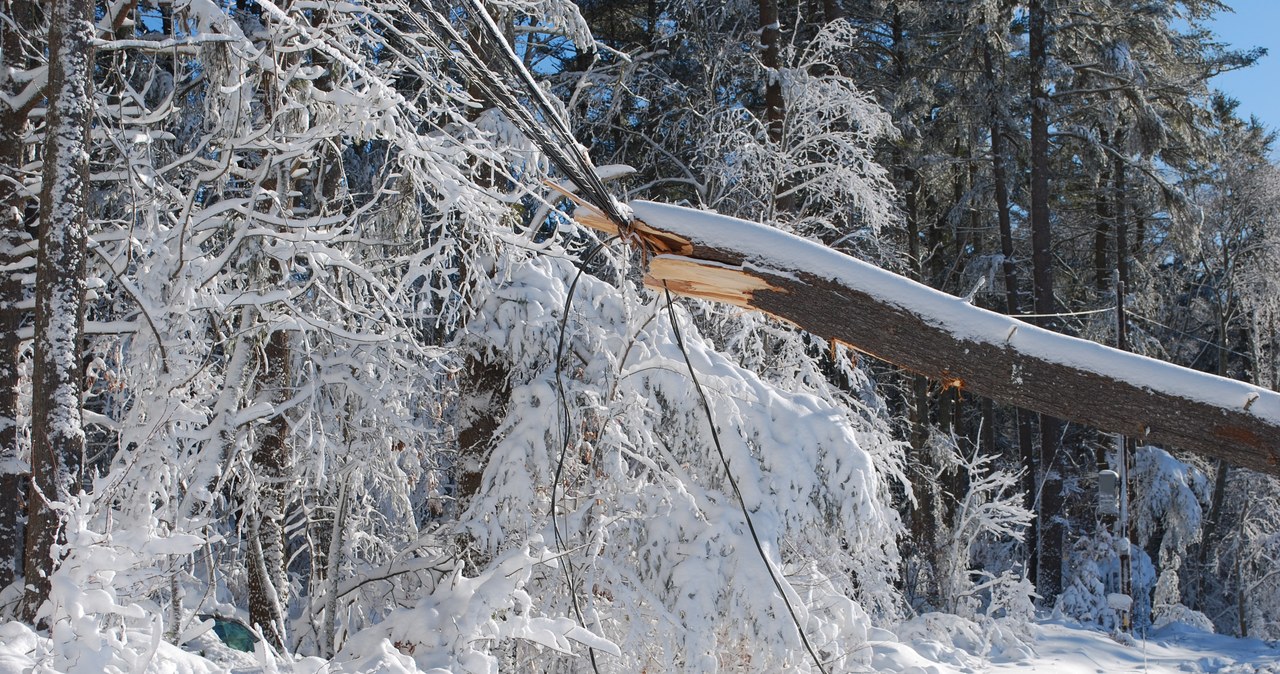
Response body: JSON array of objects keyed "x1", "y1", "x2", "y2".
[
  {"x1": 661, "y1": 287, "x2": 831, "y2": 674},
  {"x1": 551, "y1": 238, "x2": 615, "y2": 673}
]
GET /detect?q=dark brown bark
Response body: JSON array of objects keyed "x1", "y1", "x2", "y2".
[
  {"x1": 1192, "y1": 459, "x2": 1229, "y2": 611},
  {"x1": 456, "y1": 354, "x2": 511, "y2": 504},
  {"x1": 575, "y1": 201, "x2": 1280, "y2": 479},
  {"x1": 0, "y1": 0, "x2": 40, "y2": 595},
  {"x1": 1114, "y1": 152, "x2": 1130, "y2": 301},
  {"x1": 1028, "y1": 0, "x2": 1063, "y2": 603},
  {"x1": 21, "y1": 0, "x2": 94, "y2": 622},
  {"x1": 1093, "y1": 158, "x2": 1112, "y2": 293},
  {"x1": 898, "y1": 151, "x2": 941, "y2": 600},
  {"x1": 760, "y1": 0, "x2": 793, "y2": 215},
  {"x1": 1028, "y1": 1, "x2": 1054, "y2": 326},
  {"x1": 760, "y1": 0, "x2": 783, "y2": 147}
]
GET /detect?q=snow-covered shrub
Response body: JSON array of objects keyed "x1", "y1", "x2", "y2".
[
  {"x1": 1151, "y1": 563, "x2": 1214, "y2": 632},
  {"x1": 1058, "y1": 530, "x2": 1155, "y2": 631},
  {"x1": 449, "y1": 254, "x2": 905, "y2": 670},
  {"x1": 26, "y1": 497, "x2": 205, "y2": 673},
  {"x1": 934, "y1": 440, "x2": 1034, "y2": 621},
  {"x1": 1132, "y1": 446, "x2": 1208, "y2": 566}
]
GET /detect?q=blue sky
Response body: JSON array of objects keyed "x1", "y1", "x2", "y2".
[{"x1": 1208, "y1": 0, "x2": 1278, "y2": 133}]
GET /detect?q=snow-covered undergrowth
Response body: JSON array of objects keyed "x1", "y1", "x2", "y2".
[
  {"x1": 445, "y1": 254, "x2": 905, "y2": 670},
  {"x1": 6, "y1": 613, "x2": 1280, "y2": 673}
]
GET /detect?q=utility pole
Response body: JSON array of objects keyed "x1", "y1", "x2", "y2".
[{"x1": 1115, "y1": 277, "x2": 1134, "y2": 632}]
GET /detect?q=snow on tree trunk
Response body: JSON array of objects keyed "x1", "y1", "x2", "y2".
[
  {"x1": 0, "y1": 0, "x2": 40, "y2": 600},
  {"x1": 20, "y1": 0, "x2": 93, "y2": 623},
  {"x1": 576, "y1": 200, "x2": 1280, "y2": 476}
]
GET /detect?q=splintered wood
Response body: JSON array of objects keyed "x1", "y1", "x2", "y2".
[{"x1": 645, "y1": 256, "x2": 782, "y2": 309}]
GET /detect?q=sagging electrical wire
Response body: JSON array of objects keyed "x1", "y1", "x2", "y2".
[
  {"x1": 661, "y1": 286, "x2": 831, "y2": 674},
  {"x1": 411, "y1": 5, "x2": 827, "y2": 668},
  {"x1": 551, "y1": 237, "x2": 616, "y2": 674}
]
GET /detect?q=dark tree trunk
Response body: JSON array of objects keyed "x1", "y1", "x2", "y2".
[
  {"x1": 1192, "y1": 460, "x2": 1229, "y2": 611},
  {"x1": 760, "y1": 0, "x2": 793, "y2": 214},
  {"x1": 247, "y1": 324, "x2": 291, "y2": 651},
  {"x1": 20, "y1": 0, "x2": 94, "y2": 623},
  {"x1": 456, "y1": 354, "x2": 512, "y2": 505},
  {"x1": 760, "y1": 0, "x2": 783, "y2": 147},
  {"x1": 1028, "y1": 0, "x2": 1063, "y2": 604},
  {"x1": 0, "y1": 0, "x2": 40, "y2": 596},
  {"x1": 1094, "y1": 156, "x2": 1112, "y2": 293},
  {"x1": 985, "y1": 35, "x2": 1038, "y2": 583}
]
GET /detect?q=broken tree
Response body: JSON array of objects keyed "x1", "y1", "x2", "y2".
[{"x1": 576, "y1": 200, "x2": 1280, "y2": 477}]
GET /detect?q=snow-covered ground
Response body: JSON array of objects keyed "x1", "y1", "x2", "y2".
[
  {"x1": 874, "y1": 616, "x2": 1280, "y2": 674},
  {"x1": 3, "y1": 615, "x2": 1278, "y2": 673}
]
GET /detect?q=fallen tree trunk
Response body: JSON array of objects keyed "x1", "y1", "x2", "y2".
[{"x1": 576, "y1": 200, "x2": 1280, "y2": 477}]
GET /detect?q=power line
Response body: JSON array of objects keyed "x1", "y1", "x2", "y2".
[
  {"x1": 552, "y1": 239, "x2": 614, "y2": 674},
  {"x1": 662, "y1": 287, "x2": 831, "y2": 674}
]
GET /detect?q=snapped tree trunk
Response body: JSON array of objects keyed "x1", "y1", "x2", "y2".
[
  {"x1": 21, "y1": 0, "x2": 94, "y2": 623},
  {"x1": 574, "y1": 200, "x2": 1280, "y2": 479}
]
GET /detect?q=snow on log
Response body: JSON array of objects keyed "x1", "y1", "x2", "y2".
[{"x1": 577, "y1": 200, "x2": 1280, "y2": 476}]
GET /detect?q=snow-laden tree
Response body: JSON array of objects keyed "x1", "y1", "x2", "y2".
[
  {"x1": 21, "y1": 0, "x2": 94, "y2": 624},
  {"x1": 14, "y1": 0, "x2": 554, "y2": 658},
  {"x1": 422, "y1": 252, "x2": 905, "y2": 671}
]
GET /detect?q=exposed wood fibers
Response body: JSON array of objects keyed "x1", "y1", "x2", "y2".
[{"x1": 644, "y1": 255, "x2": 783, "y2": 309}]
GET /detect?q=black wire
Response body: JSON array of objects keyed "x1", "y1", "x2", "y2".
[
  {"x1": 661, "y1": 287, "x2": 831, "y2": 674},
  {"x1": 411, "y1": 0, "x2": 631, "y2": 229},
  {"x1": 551, "y1": 238, "x2": 615, "y2": 673}
]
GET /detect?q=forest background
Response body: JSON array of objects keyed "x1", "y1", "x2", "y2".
[{"x1": 1, "y1": 0, "x2": 1280, "y2": 672}]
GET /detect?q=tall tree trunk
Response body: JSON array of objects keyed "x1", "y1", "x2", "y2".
[
  {"x1": 984, "y1": 35, "x2": 1038, "y2": 584},
  {"x1": 899, "y1": 155, "x2": 940, "y2": 603},
  {"x1": 20, "y1": 0, "x2": 94, "y2": 623},
  {"x1": 1093, "y1": 153, "x2": 1112, "y2": 293},
  {"x1": 760, "y1": 0, "x2": 783, "y2": 146},
  {"x1": 245, "y1": 2, "x2": 298, "y2": 645},
  {"x1": 1028, "y1": 0, "x2": 1063, "y2": 604},
  {"x1": 0, "y1": 0, "x2": 40, "y2": 595}
]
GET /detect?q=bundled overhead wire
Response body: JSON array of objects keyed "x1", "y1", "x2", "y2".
[{"x1": 408, "y1": 0, "x2": 631, "y2": 228}]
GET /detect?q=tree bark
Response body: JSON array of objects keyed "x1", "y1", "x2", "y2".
[
  {"x1": 20, "y1": 0, "x2": 94, "y2": 622},
  {"x1": 1028, "y1": 0, "x2": 1064, "y2": 603},
  {"x1": 247, "y1": 323, "x2": 291, "y2": 651},
  {"x1": 456, "y1": 354, "x2": 512, "y2": 506},
  {"x1": 759, "y1": 0, "x2": 793, "y2": 215},
  {"x1": 574, "y1": 200, "x2": 1280, "y2": 478},
  {"x1": 0, "y1": 0, "x2": 40, "y2": 596},
  {"x1": 760, "y1": 0, "x2": 783, "y2": 147},
  {"x1": 984, "y1": 35, "x2": 1038, "y2": 584}
]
